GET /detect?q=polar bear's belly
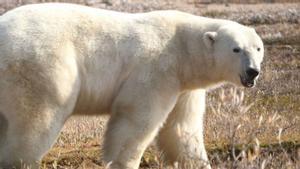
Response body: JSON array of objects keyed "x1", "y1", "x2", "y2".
[
  {"x1": 72, "y1": 60, "x2": 131, "y2": 115},
  {"x1": 72, "y1": 88, "x2": 113, "y2": 115}
]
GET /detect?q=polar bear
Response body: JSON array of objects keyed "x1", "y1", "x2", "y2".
[{"x1": 0, "y1": 3, "x2": 264, "y2": 169}]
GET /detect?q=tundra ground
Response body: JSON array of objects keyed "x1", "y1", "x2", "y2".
[{"x1": 0, "y1": 1, "x2": 299, "y2": 168}]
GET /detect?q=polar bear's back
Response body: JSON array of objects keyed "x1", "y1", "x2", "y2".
[
  {"x1": 2, "y1": 3, "x2": 133, "y2": 20},
  {"x1": 0, "y1": 3, "x2": 181, "y2": 61},
  {"x1": 0, "y1": 3, "x2": 134, "y2": 47}
]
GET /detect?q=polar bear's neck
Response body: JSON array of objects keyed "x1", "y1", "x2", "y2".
[{"x1": 174, "y1": 17, "x2": 233, "y2": 90}]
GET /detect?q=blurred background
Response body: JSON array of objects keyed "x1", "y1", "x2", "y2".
[{"x1": 0, "y1": 0, "x2": 299, "y2": 168}]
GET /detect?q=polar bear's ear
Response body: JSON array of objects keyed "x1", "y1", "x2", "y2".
[{"x1": 203, "y1": 32, "x2": 217, "y2": 49}]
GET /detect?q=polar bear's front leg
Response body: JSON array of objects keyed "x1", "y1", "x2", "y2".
[
  {"x1": 104, "y1": 114, "x2": 162, "y2": 169},
  {"x1": 158, "y1": 89, "x2": 210, "y2": 168},
  {"x1": 103, "y1": 79, "x2": 179, "y2": 169}
]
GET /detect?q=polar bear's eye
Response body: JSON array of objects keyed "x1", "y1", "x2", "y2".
[
  {"x1": 233, "y1": 48, "x2": 240, "y2": 53},
  {"x1": 257, "y1": 48, "x2": 261, "y2": 52}
]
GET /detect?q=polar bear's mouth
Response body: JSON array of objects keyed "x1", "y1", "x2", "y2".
[{"x1": 240, "y1": 75, "x2": 255, "y2": 88}]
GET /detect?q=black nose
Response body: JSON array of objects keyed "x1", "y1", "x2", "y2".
[{"x1": 246, "y1": 68, "x2": 259, "y2": 79}]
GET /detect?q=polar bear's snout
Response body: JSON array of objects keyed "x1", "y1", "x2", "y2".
[
  {"x1": 240, "y1": 67, "x2": 260, "y2": 88},
  {"x1": 246, "y1": 68, "x2": 259, "y2": 80}
]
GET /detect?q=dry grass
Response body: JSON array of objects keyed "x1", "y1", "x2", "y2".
[
  {"x1": 0, "y1": 0, "x2": 299, "y2": 168},
  {"x1": 41, "y1": 87, "x2": 299, "y2": 169}
]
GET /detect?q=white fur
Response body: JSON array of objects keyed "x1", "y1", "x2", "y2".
[{"x1": 0, "y1": 3, "x2": 264, "y2": 169}]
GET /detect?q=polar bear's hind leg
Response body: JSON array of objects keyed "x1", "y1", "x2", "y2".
[
  {"x1": 0, "y1": 56, "x2": 80, "y2": 168},
  {"x1": 0, "y1": 108, "x2": 69, "y2": 168}
]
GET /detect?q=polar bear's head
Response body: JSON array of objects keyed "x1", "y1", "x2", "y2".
[{"x1": 203, "y1": 24, "x2": 264, "y2": 88}]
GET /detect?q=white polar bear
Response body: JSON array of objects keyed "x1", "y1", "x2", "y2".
[{"x1": 0, "y1": 3, "x2": 264, "y2": 169}]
